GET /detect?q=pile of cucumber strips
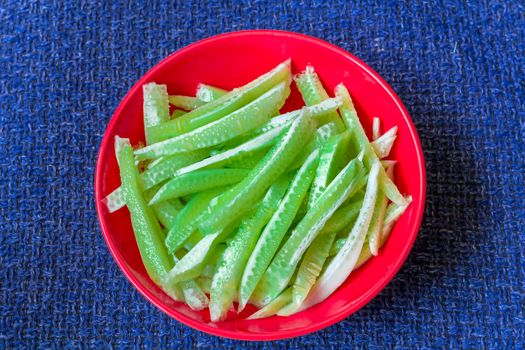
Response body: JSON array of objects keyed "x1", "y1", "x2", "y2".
[{"x1": 104, "y1": 60, "x2": 411, "y2": 321}]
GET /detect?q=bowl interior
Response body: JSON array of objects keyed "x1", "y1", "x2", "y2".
[{"x1": 95, "y1": 30, "x2": 425, "y2": 340}]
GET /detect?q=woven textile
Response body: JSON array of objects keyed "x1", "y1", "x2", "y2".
[{"x1": 1, "y1": 1, "x2": 524, "y2": 348}]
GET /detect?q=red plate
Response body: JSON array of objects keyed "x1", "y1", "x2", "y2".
[{"x1": 95, "y1": 30, "x2": 426, "y2": 340}]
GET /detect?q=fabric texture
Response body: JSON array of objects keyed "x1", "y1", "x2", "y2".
[{"x1": 1, "y1": 1, "x2": 524, "y2": 348}]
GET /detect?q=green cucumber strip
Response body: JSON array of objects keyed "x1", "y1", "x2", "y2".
[
  {"x1": 336, "y1": 84, "x2": 407, "y2": 206},
  {"x1": 141, "y1": 149, "x2": 210, "y2": 189},
  {"x1": 149, "y1": 168, "x2": 249, "y2": 204},
  {"x1": 143, "y1": 83, "x2": 170, "y2": 144},
  {"x1": 135, "y1": 82, "x2": 289, "y2": 160},
  {"x1": 209, "y1": 177, "x2": 290, "y2": 321},
  {"x1": 149, "y1": 60, "x2": 291, "y2": 140},
  {"x1": 238, "y1": 150, "x2": 319, "y2": 311},
  {"x1": 294, "y1": 65, "x2": 345, "y2": 132},
  {"x1": 116, "y1": 137, "x2": 194, "y2": 303},
  {"x1": 116, "y1": 137, "x2": 173, "y2": 283},
  {"x1": 367, "y1": 191, "x2": 388, "y2": 256}
]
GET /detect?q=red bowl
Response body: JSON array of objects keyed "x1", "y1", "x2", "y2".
[{"x1": 95, "y1": 30, "x2": 426, "y2": 340}]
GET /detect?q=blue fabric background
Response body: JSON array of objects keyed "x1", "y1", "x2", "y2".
[{"x1": 1, "y1": 1, "x2": 524, "y2": 348}]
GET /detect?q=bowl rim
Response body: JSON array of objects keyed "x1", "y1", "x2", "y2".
[{"x1": 94, "y1": 29, "x2": 426, "y2": 341}]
